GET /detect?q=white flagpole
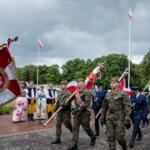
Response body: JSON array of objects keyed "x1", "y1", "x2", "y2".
[
  {"x1": 37, "y1": 46, "x2": 40, "y2": 88},
  {"x1": 128, "y1": 12, "x2": 131, "y2": 88}
]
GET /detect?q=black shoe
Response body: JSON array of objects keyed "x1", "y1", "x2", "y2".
[
  {"x1": 90, "y1": 136, "x2": 96, "y2": 146},
  {"x1": 51, "y1": 139, "x2": 61, "y2": 144},
  {"x1": 129, "y1": 131, "x2": 137, "y2": 148},
  {"x1": 67, "y1": 144, "x2": 78, "y2": 150}
]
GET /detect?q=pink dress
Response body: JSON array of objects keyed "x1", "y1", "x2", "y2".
[{"x1": 12, "y1": 96, "x2": 28, "y2": 122}]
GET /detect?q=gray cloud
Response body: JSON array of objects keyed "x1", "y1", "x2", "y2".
[{"x1": 0, "y1": 0, "x2": 150, "y2": 67}]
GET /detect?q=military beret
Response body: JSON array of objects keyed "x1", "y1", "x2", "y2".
[
  {"x1": 78, "y1": 78, "x2": 85, "y2": 82},
  {"x1": 60, "y1": 80, "x2": 67, "y2": 85}
]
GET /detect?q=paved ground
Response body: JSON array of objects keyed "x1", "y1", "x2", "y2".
[
  {"x1": 0, "y1": 115, "x2": 150, "y2": 150},
  {"x1": 0, "y1": 115, "x2": 55, "y2": 135}
]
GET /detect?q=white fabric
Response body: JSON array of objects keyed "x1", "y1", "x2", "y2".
[
  {"x1": 34, "y1": 91, "x2": 47, "y2": 119},
  {"x1": 12, "y1": 96, "x2": 28, "y2": 122},
  {"x1": 4, "y1": 61, "x2": 17, "y2": 80},
  {"x1": 0, "y1": 88, "x2": 15, "y2": 105}
]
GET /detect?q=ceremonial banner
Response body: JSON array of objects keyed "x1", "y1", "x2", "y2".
[{"x1": 0, "y1": 46, "x2": 21, "y2": 105}]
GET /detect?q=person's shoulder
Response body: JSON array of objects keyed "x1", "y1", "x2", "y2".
[{"x1": 140, "y1": 94, "x2": 147, "y2": 100}]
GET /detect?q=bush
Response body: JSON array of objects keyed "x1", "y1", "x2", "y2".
[{"x1": 0, "y1": 101, "x2": 13, "y2": 115}]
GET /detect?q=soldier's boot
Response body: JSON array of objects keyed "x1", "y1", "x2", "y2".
[
  {"x1": 119, "y1": 140, "x2": 128, "y2": 150},
  {"x1": 51, "y1": 138, "x2": 61, "y2": 144},
  {"x1": 129, "y1": 131, "x2": 137, "y2": 148},
  {"x1": 95, "y1": 123, "x2": 99, "y2": 136},
  {"x1": 95, "y1": 120, "x2": 99, "y2": 136},
  {"x1": 136, "y1": 129, "x2": 142, "y2": 141},
  {"x1": 90, "y1": 136, "x2": 96, "y2": 146},
  {"x1": 67, "y1": 144, "x2": 78, "y2": 150}
]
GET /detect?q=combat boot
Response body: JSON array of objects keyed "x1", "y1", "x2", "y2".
[
  {"x1": 136, "y1": 129, "x2": 142, "y2": 141},
  {"x1": 67, "y1": 144, "x2": 78, "y2": 150},
  {"x1": 90, "y1": 136, "x2": 96, "y2": 146},
  {"x1": 129, "y1": 131, "x2": 137, "y2": 148},
  {"x1": 51, "y1": 138, "x2": 61, "y2": 144},
  {"x1": 119, "y1": 140, "x2": 128, "y2": 150}
]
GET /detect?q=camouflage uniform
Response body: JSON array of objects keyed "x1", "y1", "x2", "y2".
[
  {"x1": 101, "y1": 90, "x2": 131, "y2": 150},
  {"x1": 54, "y1": 88, "x2": 72, "y2": 140},
  {"x1": 71, "y1": 87, "x2": 95, "y2": 146}
]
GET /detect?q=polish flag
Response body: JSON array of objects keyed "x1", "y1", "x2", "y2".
[
  {"x1": 67, "y1": 80, "x2": 78, "y2": 92},
  {"x1": 125, "y1": 88, "x2": 132, "y2": 96},
  {"x1": 118, "y1": 68, "x2": 128, "y2": 90},
  {"x1": 118, "y1": 68, "x2": 132, "y2": 96},
  {"x1": 38, "y1": 39, "x2": 44, "y2": 48},
  {"x1": 85, "y1": 64, "x2": 104, "y2": 89},
  {"x1": 0, "y1": 46, "x2": 21, "y2": 105},
  {"x1": 128, "y1": 9, "x2": 133, "y2": 20}
]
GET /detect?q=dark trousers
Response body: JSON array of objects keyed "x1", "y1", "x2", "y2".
[{"x1": 94, "y1": 110, "x2": 100, "y2": 136}]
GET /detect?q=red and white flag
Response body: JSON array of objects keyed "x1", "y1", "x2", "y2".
[
  {"x1": 38, "y1": 39, "x2": 44, "y2": 48},
  {"x1": 118, "y1": 68, "x2": 132, "y2": 96},
  {"x1": 85, "y1": 64, "x2": 104, "y2": 89},
  {"x1": 128, "y1": 9, "x2": 133, "y2": 20},
  {"x1": 67, "y1": 80, "x2": 78, "y2": 92},
  {"x1": 0, "y1": 44, "x2": 21, "y2": 105}
]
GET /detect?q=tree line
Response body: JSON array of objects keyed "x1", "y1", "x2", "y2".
[{"x1": 17, "y1": 51, "x2": 150, "y2": 89}]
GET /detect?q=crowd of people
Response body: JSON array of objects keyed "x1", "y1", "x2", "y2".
[
  {"x1": 11, "y1": 78, "x2": 150, "y2": 150},
  {"x1": 12, "y1": 80, "x2": 58, "y2": 122}
]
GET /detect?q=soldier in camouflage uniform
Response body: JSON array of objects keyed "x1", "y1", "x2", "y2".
[
  {"x1": 100, "y1": 77, "x2": 131, "y2": 150},
  {"x1": 51, "y1": 81, "x2": 72, "y2": 144},
  {"x1": 67, "y1": 78, "x2": 96, "y2": 150}
]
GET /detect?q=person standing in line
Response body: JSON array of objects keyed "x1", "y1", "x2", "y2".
[
  {"x1": 26, "y1": 80, "x2": 37, "y2": 121},
  {"x1": 46, "y1": 83, "x2": 57, "y2": 119},
  {"x1": 100, "y1": 77, "x2": 131, "y2": 150},
  {"x1": 92, "y1": 82, "x2": 107, "y2": 136}
]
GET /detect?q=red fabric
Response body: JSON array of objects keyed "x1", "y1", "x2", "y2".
[
  {"x1": 125, "y1": 88, "x2": 132, "y2": 96},
  {"x1": 75, "y1": 91, "x2": 84, "y2": 107},
  {"x1": 0, "y1": 47, "x2": 12, "y2": 69},
  {"x1": 0, "y1": 46, "x2": 21, "y2": 105},
  {"x1": 118, "y1": 76, "x2": 125, "y2": 90},
  {"x1": 7, "y1": 80, "x2": 21, "y2": 96},
  {"x1": 67, "y1": 80, "x2": 78, "y2": 92}
]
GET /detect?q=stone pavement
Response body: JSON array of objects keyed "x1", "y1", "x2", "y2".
[
  {"x1": 0, "y1": 122, "x2": 150, "y2": 150},
  {"x1": 0, "y1": 115, "x2": 55, "y2": 135},
  {"x1": 0, "y1": 115, "x2": 150, "y2": 150}
]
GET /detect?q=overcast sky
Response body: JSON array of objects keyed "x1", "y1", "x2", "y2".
[{"x1": 0, "y1": 0, "x2": 150, "y2": 67}]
